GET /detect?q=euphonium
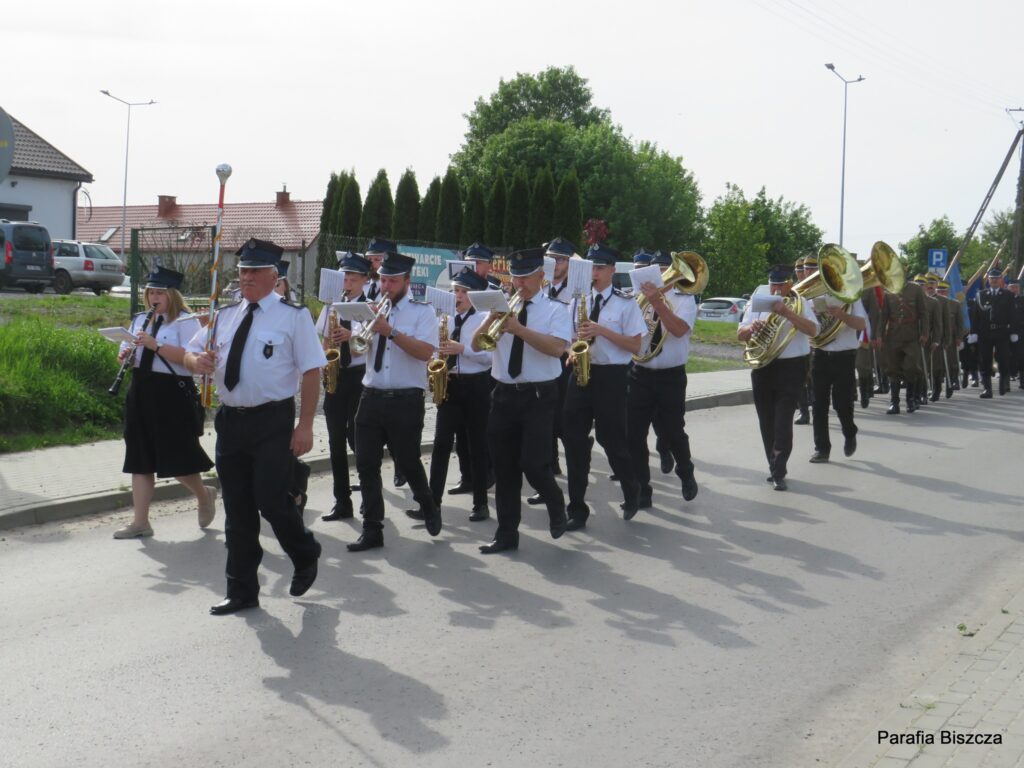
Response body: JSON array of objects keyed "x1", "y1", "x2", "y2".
[
  {"x1": 476, "y1": 290, "x2": 525, "y2": 351},
  {"x1": 351, "y1": 297, "x2": 392, "y2": 355},
  {"x1": 322, "y1": 309, "x2": 341, "y2": 395},
  {"x1": 801, "y1": 244, "x2": 865, "y2": 348},
  {"x1": 427, "y1": 314, "x2": 449, "y2": 406},
  {"x1": 633, "y1": 250, "x2": 708, "y2": 364},
  {"x1": 862, "y1": 241, "x2": 906, "y2": 296},
  {"x1": 742, "y1": 293, "x2": 805, "y2": 368},
  {"x1": 570, "y1": 294, "x2": 591, "y2": 386}
]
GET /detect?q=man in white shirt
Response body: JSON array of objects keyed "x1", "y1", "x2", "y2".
[{"x1": 737, "y1": 265, "x2": 819, "y2": 491}]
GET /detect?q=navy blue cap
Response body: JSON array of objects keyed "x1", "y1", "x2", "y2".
[
  {"x1": 651, "y1": 250, "x2": 672, "y2": 267},
  {"x1": 544, "y1": 237, "x2": 577, "y2": 258},
  {"x1": 338, "y1": 252, "x2": 371, "y2": 275},
  {"x1": 276, "y1": 260, "x2": 290, "y2": 279},
  {"x1": 379, "y1": 251, "x2": 416, "y2": 276},
  {"x1": 633, "y1": 248, "x2": 654, "y2": 265},
  {"x1": 586, "y1": 243, "x2": 620, "y2": 266},
  {"x1": 507, "y1": 247, "x2": 546, "y2": 277},
  {"x1": 1005, "y1": 277, "x2": 1018, "y2": 285},
  {"x1": 987, "y1": 267, "x2": 1004, "y2": 278},
  {"x1": 487, "y1": 274, "x2": 503, "y2": 290},
  {"x1": 144, "y1": 265, "x2": 184, "y2": 290},
  {"x1": 463, "y1": 242, "x2": 494, "y2": 262},
  {"x1": 768, "y1": 265, "x2": 795, "y2": 284},
  {"x1": 366, "y1": 237, "x2": 398, "y2": 257},
  {"x1": 452, "y1": 267, "x2": 488, "y2": 291},
  {"x1": 235, "y1": 238, "x2": 283, "y2": 268}
]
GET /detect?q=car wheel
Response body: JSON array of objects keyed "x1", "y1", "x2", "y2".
[
  {"x1": 54, "y1": 271, "x2": 73, "y2": 295},
  {"x1": 93, "y1": 287, "x2": 106, "y2": 296}
]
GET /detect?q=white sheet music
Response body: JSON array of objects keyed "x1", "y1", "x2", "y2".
[
  {"x1": 568, "y1": 258, "x2": 593, "y2": 297},
  {"x1": 425, "y1": 286, "x2": 456, "y2": 316},
  {"x1": 98, "y1": 327, "x2": 136, "y2": 344},
  {"x1": 447, "y1": 259, "x2": 476, "y2": 280},
  {"x1": 750, "y1": 293, "x2": 780, "y2": 313},
  {"x1": 468, "y1": 290, "x2": 511, "y2": 313},
  {"x1": 629, "y1": 265, "x2": 664, "y2": 295},
  {"x1": 543, "y1": 256, "x2": 556, "y2": 283},
  {"x1": 333, "y1": 302, "x2": 376, "y2": 323},
  {"x1": 318, "y1": 268, "x2": 345, "y2": 303}
]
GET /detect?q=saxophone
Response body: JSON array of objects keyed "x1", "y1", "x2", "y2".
[
  {"x1": 427, "y1": 313, "x2": 449, "y2": 406},
  {"x1": 570, "y1": 295, "x2": 591, "y2": 386},
  {"x1": 322, "y1": 308, "x2": 341, "y2": 395}
]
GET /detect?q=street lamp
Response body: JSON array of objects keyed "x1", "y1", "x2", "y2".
[
  {"x1": 100, "y1": 90, "x2": 156, "y2": 262},
  {"x1": 824, "y1": 64, "x2": 864, "y2": 247}
]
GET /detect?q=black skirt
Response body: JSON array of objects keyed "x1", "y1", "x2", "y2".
[{"x1": 122, "y1": 371, "x2": 213, "y2": 477}]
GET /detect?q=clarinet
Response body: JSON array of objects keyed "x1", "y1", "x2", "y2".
[{"x1": 109, "y1": 308, "x2": 156, "y2": 396}]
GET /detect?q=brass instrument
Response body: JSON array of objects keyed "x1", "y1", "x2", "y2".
[
  {"x1": 427, "y1": 314, "x2": 449, "y2": 405},
  {"x1": 742, "y1": 293, "x2": 805, "y2": 368},
  {"x1": 862, "y1": 241, "x2": 906, "y2": 296},
  {"x1": 804, "y1": 244, "x2": 865, "y2": 348},
  {"x1": 570, "y1": 295, "x2": 591, "y2": 386},
  {"x1": 476, "y1": 290, "x2": 526, "y2": 351},
  {"x1": 322, "y1": 308, "x2": 341, "y2": 395},
  {"x1": 633, "y1": 251, "x2": 708, "y2": 364},
  {"x1": 351, "y1": 297, "x2": 393, "y2": 355}
]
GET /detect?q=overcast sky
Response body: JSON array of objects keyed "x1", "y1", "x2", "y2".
[{"x1": 6, "y1": 0, "x2": 1022, "y2": 259}]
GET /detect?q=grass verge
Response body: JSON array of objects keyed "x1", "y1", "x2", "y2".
[
  {"x1": 687, "y1": 356, "x2": 746, "y2": 373},
  {"x1": 691, "y1": 319, "x2": 744, "y2": 346},
  {"x1": 0, "y1": 294, "x2": 131, "y2": 329}
]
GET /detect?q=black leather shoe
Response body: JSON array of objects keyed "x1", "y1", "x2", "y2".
[
  {"x1": 564, "y1": 515, "x2": 587, "y2": 532},
  {"x1": 290, "y1": 542, "x2": 321, "y2": 597},
  {"x1": 322, "y1": 505, "x2": 353, "y2": 521},
  {"x1": 660, "y1": 452, "x2": 675, "y2": 475},
  {"x1": 425, "y1": 509, "x2": 442, "y2": 537},
  {"x1": 860, "y1": 393, "x2": 870, "y2": 408},
  {"x1": 550, "y1": 509, "x2": 567, "y2": 539},
  {"x1": 682, "y1": 474, "x2": 698, "y2": 501},
  {"x1": 794, "y1": 414, "x2": 810, "y2": 425},
  {"x1": 886, "y1": 402, "x2": 900, "y2": 415},
  {"x1": 526, "y1": 493, "x2": 545, "y2": 506},
  {"x1": 405, "y1": 508, "x2": 425, "y2": 521},
  {"x1": 621, "y1": 500, "x2": 639, "y2": 521},
  {"x1": 447, "y1": 481, "x2": 472, "y2": 495},
  {"x1": 907, "y1": 399, "x2": 918, "y2": 413},
  {"x1": 809, "y1": 452, "x2": 829, "y2": 464},
  {"x1": 393, "y1": 469, "x2": 406, "y2": 488},
  {"x1": 347, "y1": 531, "x2": 384, "y2": 552},
  {"x1": 609, "y1": 474, "x2": 619, "y2": 482},
  {"x1": 766, "y1": 475, "x2": 775, "y2": 483},
  {"x1": 929, "y1": 390, "x2": 940, "y2": 402},
  {"x1": 772, "y1": 477, "x2": 788, "y2": 491},
  {"x1": 980, "y1": 390, "x2": 993, "y2": 399},
  {"x1": 469, "y1": 504, "x2": 489, "y2": 522},
  {"x1": 479, "y1": 536, "x2": 519, "y2": 554},
  {"x1": 638, "y1": 490, "x2": 653, "y2": 509},
  {"x1": 844, "y1": 436, "x2": 856, "y2": 457},
  {"x1": 210, "y1": 597, "x2": 259, "y2": 616}
]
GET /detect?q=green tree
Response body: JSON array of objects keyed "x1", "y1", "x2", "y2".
[
  {"x1": 418, "y1": 176, "x2": 442, "y2": 242},
  {"x1": 528, "y1": 166, "x2": 555, "y2": 247},
  {"x1": 328, "y1": 170, "x2": 352, "y2": 238},
  {"x1": 748, "y1": 187, "x2": 822, "y2": 266},
  {"x1": 899, "y1": 216, "x2": 961, "y2": 278},
  {"x1": 358, "y1": 169, "x2": 394, "y2": 239},
  {"x1": 551, "y1": 167, "x2": 583, "y2": 248},
  {"x1": 703, "y1": 184, "x2": 769, "y2": 298},
  {"x1": 435, "y1": 167, "x2": 464, "y2": 246},
  {"x1": 503, "y1": 167, "x2": 530, "y2": 250},
  {"x1": 461, "y1": 178, "x2": 486, "y2": 244},
  {"x1": 338, "y1": 175, "x2": 362, "y2": 238},
  {"x1": 317, "y1": 173, "x2": 342, "y2": 280},
  {"x1": 484, "y1": 169, "x2": 508, "y2": 246},
  {"x1": 392, "y1": 169, "x2": 420, "y2": 241}
]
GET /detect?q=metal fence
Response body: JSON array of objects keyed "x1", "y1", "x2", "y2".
[{"x1": 128, "y1": 225, "x2": 216, "y2": 316}]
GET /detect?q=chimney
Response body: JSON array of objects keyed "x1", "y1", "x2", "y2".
[
  {"x1": 157, "y1": 195, "x2": 177, "y2": 218},
  {"x1": 276, "y1": 184, "x2": 290, "y2": 207}
]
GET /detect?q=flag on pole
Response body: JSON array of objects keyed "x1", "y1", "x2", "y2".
[{"x1": 946, "y1": 261, "x2": 972, "y2": 332}]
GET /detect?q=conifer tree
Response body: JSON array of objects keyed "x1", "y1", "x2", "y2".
[
  {"x1": 461, "y1": 178, "x2": 486, "y2": 244},
  {"x1": 392, "y1": 169, "x2": 420, "y2": 241},
  {"x1": 358, "y1": 169, "x2": 394, "y2": 239},
  {"x1": 528, "y1": 165, "x2": 555, "y2": 246},
  {"x1": 339, "y1": 175, "x2": 362, "y2": 238},
  {"x1": 317, "y1": 173, "x2": 341, "y2": 280},
  {"x1": 503, "y1": 167, "x2": 530, "y2": 250},
  {"x1": 418, "y1": 176, "x2": 442, "y2": 242},
  {"x1": 552, "y1": 167, "x2": 583, "y2": 249},
  {"x1": 435, "y1": 167, "x2": 464, "y2": 246},
  {"x1": 484, "y1": 169, "x2": 508, "y2": 247}
]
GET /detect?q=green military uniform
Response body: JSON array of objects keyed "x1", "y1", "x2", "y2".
[
  {"x1": 923, "y1": 280, "x2": 945, "y2": 401},
  {"x1": 881, "y1": 280, "x2": 927, "y2": 413},
  {"x1": 935, "y1": 287, "x2": 962, "y2": 398},
  {"x1": 855, "y1": 286, "x2": 883, "y2": 407}
]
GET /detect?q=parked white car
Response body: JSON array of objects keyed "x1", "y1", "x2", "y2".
[
  {"x1": 53, "y1": 240, "x2": 126, "y2": 295},
  {"x1": 697, "y1": 296, "x2": 748, "y2": 322}
]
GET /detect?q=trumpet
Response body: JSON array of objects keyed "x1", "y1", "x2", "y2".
[
  {"x1": 109, "y1": 308, "x2": 155, "y2": 396},
  {"x1": 322, "y1": 308, "x2": 341, "y2": 395},
  {"x1": 351, "y1": 297, "x2": 392, "y2": 355},
  {"x1": 427, "y1": 314, "x2": 449, "y2": 405},
  {"x1": 570, "y1": 294, "x2": 591, "y2": 386},
  {"x1": 476, "y1": 289, "x2": 526, "y2": 351}
]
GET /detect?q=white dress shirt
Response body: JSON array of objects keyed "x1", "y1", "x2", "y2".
[
  {"x1": 446, "y1": 309, "x2": 491, "y2": 375},
  {"x1": 361, "y1": 294, "x2": 438, "y2": 391},
  {"x1": 316, "y1": 298, "x2": 367, "y2": 368},
  {"x1": 488, "y1": 292, "x2": 571, "y2": 384},
  {"x1": 820, "y1": 300, "x2": 869, "y2": 352},
  {"x1": 569, "y1": 286, "x2": 646, "y2": 366},
  {"x1": 740, "y1": 293, "x2": 820, "y2": 359},
  {"x1": 122, "y1": 311, "x2": 203, "y2": 377},
  {"x1": 547, "y1": 279, "x2": 570, "y2": 305},
  {"x1": 636, "y1": 291, "x2": 698, "y2": 370},
  {"x1": 186, "y1": 292, "x2": 327, "y2": 407}
]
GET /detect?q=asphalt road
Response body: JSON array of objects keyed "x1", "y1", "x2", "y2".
[{"x1": 2, "y1": 393, "x2": 1023, "y2": 767}]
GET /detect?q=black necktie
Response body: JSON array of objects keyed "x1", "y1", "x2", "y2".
[
  {"x1": 549, "y1": 283, "x2": 564, "y2": 300},
  {"x1": 224, "y1": 303, "x2": 258, "y2": 391},
  {"x1": 337, "y1": 307, "x2": 352, "y2": 368},
  {"x1": 590, "y1": 293, "x2": 604, "y2": 322},
  {"x1": 507, "y1": 301, "x2": 530, "y2": 379},
  {"x1": 368, "y1": 282, "x2": 379, "y2": 301},
  {"x1": 138, "y1": 316, "x2": 164, "y2": 373},
  {"x1": 373, "y1": 311, "x2": 390, "y2": 372},
  {"x1": 448, "y1": 308, "x2": 473, "y2": 370}
]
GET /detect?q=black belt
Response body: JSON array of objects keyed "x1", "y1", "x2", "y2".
[
  {"x1": 633, "y1": 364, "x2": 686, "y2": 375},
  {"x1": 221, "y1": 397, "x2": 294, "y2": 415},
  {"x1": 494, "y1": 379, "x2": 557, "y2": 392},
  {"x1": 362, "y1": 387, "x2": 423, "y2": 399},
  {"x1": 340, "y1": 363, "x2": 366, "y2": 371},
  {"x1": 813, "y1": 348, "x2": 857, "y2": 356},
  {"x1": 448, "y1": 370, "x2": 491, "y2": 379}
]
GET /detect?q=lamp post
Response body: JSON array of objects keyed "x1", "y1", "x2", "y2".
[
  {"x1": 824, "y1": 64, "x2": 864, "y2": 247},
  {"x1": 100, "y1": 90, "x2": 156, "y2": 262}
]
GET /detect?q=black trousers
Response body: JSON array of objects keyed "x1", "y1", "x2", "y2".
[
  {"x1": 751, "y1": 356, "x2": 807, "y2": 480},
  {"x1": 215, "y1": 398, "x2": 319, "y2": 601},
  {"x1": 487, "y1": 380, "x2": 565, "y2": 539},
  {"x1": 960, "y1": 340, "x2": 978, "y2": 380},
  {"x1": 355, "y1": 389, "x2": 433, "y2": 532},
  {"x1": 322, "y1": 364, "x2": 364, "y2": 513},
  {"x1": 626, "y1": 365, "x2": 693, "y2": 494},
  {"x1": 563, "y1": 364, "x2": 639, "y2": 516},
  {"x1": 429, "y1": 372, "x2": 491, "y2": 507},
  {"x1": 979, "y1": 331, "x2": 1011, "y2": 392},
  {"x1": 811, "y1": 349, "x2": 857, "y2": 455}
]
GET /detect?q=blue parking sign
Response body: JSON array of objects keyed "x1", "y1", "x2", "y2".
[{"x1": 928, "y1": 248, "x2": 948, "y2": 269}]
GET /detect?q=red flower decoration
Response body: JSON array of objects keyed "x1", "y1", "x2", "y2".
[{"x1": 584, "y1": 218, "x2": 609, "y2": 246}]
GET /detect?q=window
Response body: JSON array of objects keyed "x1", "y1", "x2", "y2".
[
  {"x1": 99, "y1": 227, "x2": 118, "y2": 243},
  {"x1": 84, "y1": 244, "x2": 119, "y2": 261},
  {"x1": 58, "y1": 243, "x2": 78, "y2": 257},
  {"x1": 13, "y1": 226, "x2": 49, "y2": 250}
]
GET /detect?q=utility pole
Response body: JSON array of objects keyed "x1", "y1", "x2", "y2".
[{"x1": 1009, "y1": 108, "x2": 1024, "y2": 276}]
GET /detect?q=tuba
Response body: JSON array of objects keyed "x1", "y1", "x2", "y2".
[
  {"x1": 476, "y1": 289, "x2": 526, "y2": 351},
  {"x1": 351, "y1": 297, "x2": 392, "y2": 355},
  {"x1": 862, "y1": 240, "x2": 906, "y2": 296},
  {"x1": 742, "y1": 293, "x2": 805, "y2": 368},
  {"x1": 322, "y1": 309, "x2": 341, "y2": 395},
  {"x1": 634, "y1": 251, "x2": 708, "y2": 364},
  {"x1": 427, "y1": 314, "x2": 449, "y2": 406},
  {"x1": 803, "y1": 244, "x2": 865, "y2": 348},
  {"x1": 570, "y1": 295, "x2": 591, "y2": 386}
]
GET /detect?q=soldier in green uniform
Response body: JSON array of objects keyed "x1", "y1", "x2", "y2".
[
  {"x1": 935, "y1": 279, "x2": 962, "y2": 398},
  {"x1": 855, "y1": 281, "x2": 883, "y2": 408},
  {"x1": 923, "y1": 274, "x2": 948, "y2": 401},
  {"x1": 880, "y1": 275, "x2": 928, "y2": 414}
]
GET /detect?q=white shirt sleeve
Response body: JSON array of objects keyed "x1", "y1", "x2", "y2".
[
  {"x1": 292, "y1": 308, "x2": 329, "y2": 374},
  {"x1": 549, "y1": 300, "x2": 572, "y2": 344},
  {"x1": 620, "y1": 298, "x2": 647, "y2": 338}
]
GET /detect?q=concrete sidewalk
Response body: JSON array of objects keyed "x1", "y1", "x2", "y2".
[{"x1": 0, "y1": 368, "x2": 753, "y2": 530}]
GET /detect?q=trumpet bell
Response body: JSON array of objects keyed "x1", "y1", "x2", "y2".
[{"x1": 864, "y1": 241, "x2": 906, "y2": 295}]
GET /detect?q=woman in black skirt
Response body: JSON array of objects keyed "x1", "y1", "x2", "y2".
[{"x1": 115, "y1": 266, "x2": 216, "y2": 538}]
